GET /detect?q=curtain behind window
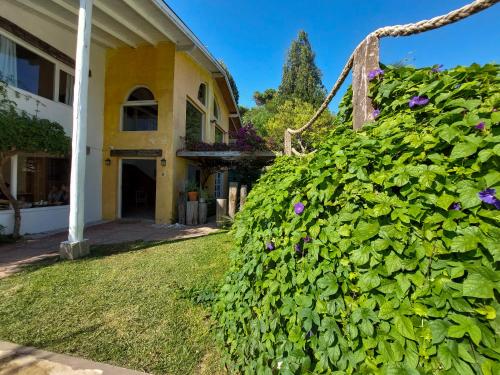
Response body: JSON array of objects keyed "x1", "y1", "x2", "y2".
[{"x1": 0, "y1": 35, "x2": 17, "y2": 86}]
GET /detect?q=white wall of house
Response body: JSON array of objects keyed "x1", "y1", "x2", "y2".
[{"x1": 0, "y1": 2, "x2": 105, "y2": 234}]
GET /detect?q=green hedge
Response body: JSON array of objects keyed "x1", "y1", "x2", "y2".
[{"x1": 215, "y1": 64, "x2": 500, "y2": 374}]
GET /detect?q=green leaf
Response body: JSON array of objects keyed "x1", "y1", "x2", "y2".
[
  {"x1": 353, "y1": 221, "x2": 380, "y2": 242},
  {"x1": 436, "y1": 193, "x2": 456, "y2": 210},
  {"x1": 429, "y1": 320, "x2": 450, "y2": 344},
  {"x1": 463, "y1": 270, "x2": 498, "y2": 299},
  {"x1": 450, "y1": 142, "x2": 478, "y2": 160},
  {"x1": 393, "y1": 314, "x2": 416, "y2": 340},
  {"x1": 448, "y1": 314, "x2": 482, "y2": 345}
]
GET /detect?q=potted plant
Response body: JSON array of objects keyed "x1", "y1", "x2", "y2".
[
  {"x1": 186, "y1": 181, "x2": 199, "y2": 201},
  {"x1": 199, "y1": 189, "x2": 209, "y2": 203}
]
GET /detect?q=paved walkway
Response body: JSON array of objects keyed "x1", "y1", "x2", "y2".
[
  {"x1": 0, "y1": 341, "x2": 148, "y2": 374},
  {"x1": 0, "y1": 220, "x2": 219, "y2": 278}
]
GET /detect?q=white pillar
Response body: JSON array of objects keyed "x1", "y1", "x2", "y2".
[{"x1": 61, "y1": 0, "x2": 93, "y2": 259}]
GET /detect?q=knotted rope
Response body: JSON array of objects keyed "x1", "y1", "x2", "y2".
[{"x1": 285, "y1": 0, "x2": 499, "y2": 153}]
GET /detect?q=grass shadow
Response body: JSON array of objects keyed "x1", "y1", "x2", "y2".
[{"x1": 5, "y1": 230, "x2": 228, "y2": 277}]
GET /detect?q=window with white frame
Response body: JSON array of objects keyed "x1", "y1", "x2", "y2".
[
  {"x1": 122, "y1": 87, "x2": 158, "y2": 131},
  {"x1": 197, "y1": 83, "x2": 207, "y2": 106},
  {"x1": 185, "y1": 99, "x2": 204, "y2": 143},
  {"x1": 213, "y1": 97, "x2": 220, "y2": 121},
  {"x1": 0, "y1": 33, "x2": 75, "y2": 105},
  {"x1": 215, "y1": 172, "x2": 224, "y2": 198},
  {"x1": 58, "y1": 70, "x2": 75, "y2": 105},
  {"x1": 215, "y1": 126, "x2": 224, "y2": 143}
]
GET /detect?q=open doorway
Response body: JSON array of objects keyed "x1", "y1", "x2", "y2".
[{"x1": 121, "y1": 159, "x2": 156, "y2": 220}]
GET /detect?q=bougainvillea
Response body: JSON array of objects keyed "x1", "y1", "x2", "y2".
[{"x1": 215, "y1": 64, "x2": 500, "y2": 374}]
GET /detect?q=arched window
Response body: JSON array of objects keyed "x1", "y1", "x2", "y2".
[
  {"x1": 197, "y1": 83, "x2": 207, "y2": 105},
  {"x1": 122, "y1": 87, "x2": 158, "y2": 131},
  {"x1": 213, "y1": 97, "x2": 220, "y2": 121}
]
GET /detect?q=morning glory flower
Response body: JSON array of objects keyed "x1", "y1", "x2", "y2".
[
  {"x1": 303, "y1": 236, "x2": 312, "y2": 243},
  {"x1": 475, "y1": 122, "x2": 485, "y2": 131},
  {"x1": 431, "y1": 64, "x2": 444, "y2": 73},
  {"x1": 368, "y1": 68, "x2": 384, "y2": 81},
  {"x1": 295, "y1": 243, "x2": 302, "y2": 253},
  {"x1": 478, "y1": 188, "x2": 500, "y2": 209},
  {"x1": 266, "y1": 242, "x2": 275, "y2": 251},
  {"x1": 372, "y1": 109, "x2": 381, "y2": 119},
  {"x1": 449, "y1": 202, "x2": 461, "y2": 211},
  {"x1": 294, "y1": 202, "x2": 305, "y2": 215},
  {"x1": 409, "y1": 96, "x2": 429, "y2": 108}
]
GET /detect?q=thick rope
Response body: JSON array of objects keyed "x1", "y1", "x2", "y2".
[{"x1": 286, "y1": 0, "x2": 499, "y2": 140}]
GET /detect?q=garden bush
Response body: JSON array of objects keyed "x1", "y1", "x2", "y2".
[{"x1": 215, "y1": 64, "x2": 500, "y2": 374}]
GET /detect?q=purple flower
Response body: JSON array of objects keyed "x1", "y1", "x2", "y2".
[
  {"x1": 478, "y1": 188, "x2": 500, "y2": 209},
  {"x1": 372, "y1": 109, "x2": 381, "y2": 119},
  {"x1": 493, "y1": 108, "x2": 497, "y2": 112},
  {"x1": 303, "y1": 236, "x2": 312, "y2": 243},
  {"x1": 455, "y1": 84, "x2": 462, "y2": 89},
  {"x1": 431, "y1": 64, "x2": 444, "y2": 73},
  {"x1": 266, "y1": 242, "x2": 275, "y2": 251},
  {"x1": 449, "y1": 202, "x2": 461, "y2": 211},
  {"x1": 295, "y1": 244, "x2": 302, "y2": 253},
  {"x1": 409, "y1": 96, "x2": 429, "y2": 108},
  {"x1": 475, "y1": 122, "x2": 485, "y2": 131},
  {"x1": 368, "y1": 68, "x2": 384, "y2": 81},
  {"x1": 294, "y1": 202, "x2": 305, "y2": 215}
]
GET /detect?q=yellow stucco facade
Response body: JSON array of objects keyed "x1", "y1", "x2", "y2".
[{"x1": 102, "y1": 43, "x2": 231, "y2": 223}]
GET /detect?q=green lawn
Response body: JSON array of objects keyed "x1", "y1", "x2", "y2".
[{"x1": 0, "y1": 232, "x2": 233, "y2": 375}]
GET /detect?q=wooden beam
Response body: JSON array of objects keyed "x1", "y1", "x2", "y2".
[
  {"x1": 176, "y1": 43, "x2": 195, "y2": 52},
  {"x1": 93, "y1": 0, "x2": 157, "y2": 45},
  {"x1": 352, "y1": 35, "x2": 380, "y2": 130},
  {"x1": 15, "y1": 0, "x2": 117, "y2": 48},
  {"x1": 122, "y1": 0, "x2": 177, "y2": 42},
  {"x1": 51, "y1": 0, "x2": 137, "y2": 47}
]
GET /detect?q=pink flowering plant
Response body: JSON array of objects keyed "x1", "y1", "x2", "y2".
[{"x1": 215, "y1": 64, "x2": 500, "y2": 374}]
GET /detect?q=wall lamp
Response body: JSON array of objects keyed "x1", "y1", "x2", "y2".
[
  {"x1": 160, "y1": 158, "x2": 167, "y2": 167},
  {"x1": 105, "y1": 158, "x2": 111, "y2": 166}
]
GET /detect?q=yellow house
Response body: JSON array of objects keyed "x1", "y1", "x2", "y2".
[
  {"x1": 102, "y1": 42, "x2": 240, "y2": 223},
  {"x1": 0, "y1": 0, "x2": 241, "y2": 235}
]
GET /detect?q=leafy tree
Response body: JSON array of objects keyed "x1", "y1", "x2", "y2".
[
  {"x1": 278, "y1": 30, "x2": 326, "y2": 106},
  {"x1": 266, "y1": 98, "x2": 333, "y2": 151},
  {"x1": 0, "y1": 82, "x2": 70, "y2": 237},
  {"x1": 253, "y1": 89, "x2": 277, "y2": 106},
  {"x1": 219, "y1": 60, "x2": 239, "y2": 104}
]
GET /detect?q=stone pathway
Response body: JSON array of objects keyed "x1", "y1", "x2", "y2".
[
  {"x1": 0, "y1": 341, "x2": 148, "y2": 374},
  {"x1": 0, "y1": 220, "x2": 220, "y2": 278}
]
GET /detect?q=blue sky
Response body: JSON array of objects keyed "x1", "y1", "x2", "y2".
[{"x1": 167, "y1": 1, "x2": 500, "y2": 110}]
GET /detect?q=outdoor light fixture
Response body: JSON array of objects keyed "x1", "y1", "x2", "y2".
[
  {"x1": 161, "y1": 158, "x2": 167, "y2": 167},
  {"x1": 105, "y1": 158, "x2": 111, "y2": 166}
]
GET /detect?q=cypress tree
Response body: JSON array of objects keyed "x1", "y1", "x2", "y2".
[{"x1": 278, "y1": 30, "x2": 326, "y2": 106}]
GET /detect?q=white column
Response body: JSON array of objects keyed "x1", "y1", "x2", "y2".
[
  {"x1": 10, "y1": 155, "x2": 17, "y2": 199},
  {"x1": 68, "y1": 0, "x2": 93, "y2": 243}
]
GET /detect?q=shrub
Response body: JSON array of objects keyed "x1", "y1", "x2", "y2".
[{"x1": 215, "y1": 64, "x2": 500, "y2": 374}]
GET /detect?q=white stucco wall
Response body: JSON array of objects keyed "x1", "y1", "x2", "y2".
[{"x1": 0, "y1": 2, "x2": 105, "y2": 234}]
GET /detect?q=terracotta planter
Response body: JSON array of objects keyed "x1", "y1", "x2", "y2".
[{"x1": 187, "y1": 191, "x2": 198, "y2": 201}]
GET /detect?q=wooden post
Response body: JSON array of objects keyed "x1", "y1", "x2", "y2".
[
  {"x1": 228, "y1": 182, "x2": 238, "y2": 219},
  {"x1": 284, "y1": 129, "x2": 292, "y2": 155},
  {"x1": 239, "y1": 185, "x2": 247, "y2": 210},
  {"x1": 61, "y1": 0, "x2": 93, "y2": 260},
  {"x1": 199, "y1": 202, "x2": 207, "y2": 224},
  {"x1": 186, "y1": 201, "x2": 199, "y2": 226},
  {"x1": 352, "y1": 35, "x2": 380, "y2": 130},
  {"x1": 216, "y1": 198, "x2": 227, "y2": 227},
  {"x1": 178, "y1": 192, "x2": 186, "y2": 225}
]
